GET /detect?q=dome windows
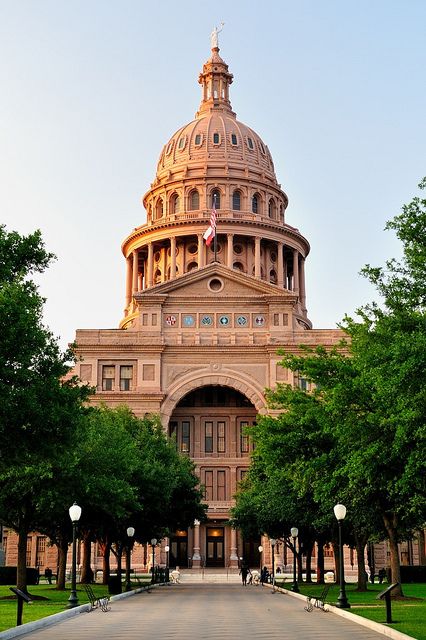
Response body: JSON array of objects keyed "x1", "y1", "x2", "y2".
[
  {"x1": 268, "y1": 198, "x2": 276, "y2": 219},
  {"x1": 165, "y1": 140, "x2": 174, "y2": 155},
  {"x1": 211, "y1": 189, "x2": 221, "y2": 209},
  {"x1": 194, "y1": 133, "x2": 203, "y2": 146},
  {"x1": 231, "y1": 133, "x2": 238, "y2": 146},
  {"x1": 178, "y1": 135, "x2": 187, "y2": 151},
  {"x1": 189, "y1": 190, "x2": 199, "y2": 211},
  {"x1": 213, "y1": 132, "x2": 221, "y2": 145},
  {"x1": 232, "y1": 190, "x2": 241, "y2": 211},
  {"x1": 252, "y1": 194, "x2": 259, "y2": 214},
  {"x1": 247, "y1": 137, "x2": 255, "y2": 150},
  {"x1": 170, "y1": 193, "x2": 180, "y2": 214},
  {"x1": 155, "y1": 198, "x2": 164, "y2": 220}
]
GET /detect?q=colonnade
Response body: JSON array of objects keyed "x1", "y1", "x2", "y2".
[{"x1": 125, "y1": 232, "x2": 306, "y2": 312}]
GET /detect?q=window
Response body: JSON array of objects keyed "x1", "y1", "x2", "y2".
[
  {"x1": 195, "y1": 133, "x2": 202, "y2": 146},
  {"x1": 189, "y1": 190, "x2": 199, "y2": 210},
  {"x1": 181, "y1": 421, "x2": 190, "y2": 452},
  {"x1": 205, "y1": 471, "x2": 213, "y2": 500},
  {"x1": 299, "y1": 377, "x2": 308, "y2": 392},
  {"x1": 217, "y1": 421, "x2": 225, "y2": 453},
  {"x1": 247, "y1": 137, "x2": 254, "y2": 150},
  {"x1": 171, "y1": 193, "x2": 180, "y2": 214},
  {"x1": 178, "y1": 136, "x2": 185, "y2": 150},
  {"x1": 36, "y1": 536, "x2": 46, "y2": 567},
  {"x1": 268, "y1": 198, "x2": 276, "y2": 218},
  {"x1": 26, "y1": 536, "x2": 32, "y2": 567},
  {"x1": 213, "y1": 132, "x2": 220, "y2": 144},
  {"x1": 232, "y1": 190, "x2": 241, "y2": 210},
  {"x1": 120, "y1": 365, "x2": 133, "y2": 391},
  {"x1": 231, "y1": 133, "x2": 238, "y2": 145},
  {"x1": 211, "y1": 189, "x2": 221, "y2": 209},
  {"x1": 102, "y1": 365, "x2": 115, "y2": 391},
  {"x1": 156, "y1": 198, "x2": 164, "y2": 219},
  {"x1": 252, "y1": 194, "x2": 259, "y2": 214},
  {"x1": 217, "y1": 471, "x2": 226, "y2": 500},
  {"x1": 205, "y1": 422, "x2": 213, "y2": 453},
  {"x1": 240, "y1": 421, "x2": 249, "y2": 453}
]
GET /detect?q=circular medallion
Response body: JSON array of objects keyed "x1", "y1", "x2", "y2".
[
  {"x1": 237, "y1": 315, "x2": 248, "y2": 326},
  {"x1": 183, "y1": 315, "x2": 195, "y2": 327},
  {"x1": 255, "y1": 315, "x2": 265, "y2": 327},
  {"x1": 201, "y1": 315, "x2": 213, "y2": 326},
  {"x1": 165, "y1": 315, "x2": 177, "y2": 326},
  {"x1": 219, "y1": 315, "x2": 230, "y2": 326}
]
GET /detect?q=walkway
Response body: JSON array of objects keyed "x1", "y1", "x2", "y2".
[{"x1": 21, "y1": 584, "x2": 390, "y2": 640}]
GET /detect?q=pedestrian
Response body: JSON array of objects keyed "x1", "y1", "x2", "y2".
[
  {"x1": 247, "y1": 568, "x2": 253, "y2": 585},
  {"x1": 240, "y1": 562, "x2": 249, "y2": 586},
  {"x1": 260, "y1": 565, "x2": 269, "y2": 586}
]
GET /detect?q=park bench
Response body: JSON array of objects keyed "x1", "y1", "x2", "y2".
[
  {"x1": 304, "y1": 583, "x2": 331, "y2": 612},
  {"x1": 83, "y1": 583, "x2": 111, "y2": 612}
]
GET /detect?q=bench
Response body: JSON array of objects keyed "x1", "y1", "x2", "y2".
[
  {"x1": 304, "y1": 584, "x2": 331, "y2": 612},
  {"x1": 83, "y1": 583, "x2": 111, "y2": 612}
]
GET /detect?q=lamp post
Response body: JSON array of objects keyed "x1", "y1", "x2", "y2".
[
  {"x1": 334, "y1": 503, "x2": 350, "y2": 608},
  {"x1": 125, "y1": 527, "x2": 135, "y2": 591},
  {"x1": 290, "y1": 527, "x2": 299, "y2": 593},
  {"x1": 258, "y1": 545, "x2": 263, "y2": 572},
  {"x1": 68, "y1": 502, "x2": 82, "y2": 608},
  {"x1": 151, "y1": 538, "x2": 157, "y2": 584},
  {"x1": 165, "y1": 544, "x2": 170, "y2": 569}
]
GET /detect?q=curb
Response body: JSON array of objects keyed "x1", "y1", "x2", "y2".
[
  {"x1": 0, "y1": 584, "x2": 157, "y2": 640},
  {"x1": 271, "y1": 585, "x2": 415, "y2": 640}
]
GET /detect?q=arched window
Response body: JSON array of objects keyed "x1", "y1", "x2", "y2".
[
  {"x1": 268, "y1": 198, "x2": 276, "y2": 219},
  {"x1": 233, "y1": 261, "x2": 245, "y2": 272},
  {"x1": 154, "y1": 269, "x2": 162, "y2": 283},
  {"x1": 252, "y1": 194, "x2": 259, "y2": 214},
  {"x1": 232, "y1": 190, "x2": 241, "y2": 211},
  {"x1": 170, "y1": 193, "x2": 180, "y2": 214},
  {"x1": 211, "y1": 189, "x2": 221, "y2": 209},
  {"x1": 187, "y1": 261, "x2": 198, "y2": 272},
  {"x1": 189, "y1": 190, "x2": 199, "y2": 211},
  {"x1": 269, "y1": 269, "x2": 277, "y2": 284},
  {"x1": 156, "y1": 198, "x2": 164, "y2": 219}
]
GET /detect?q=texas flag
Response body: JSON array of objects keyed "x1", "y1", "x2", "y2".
[{"x1": 203, "y1": 198, "x2": 217, "y2": 246}]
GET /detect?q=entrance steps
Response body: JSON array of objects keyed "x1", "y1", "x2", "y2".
[{"x1": 178, "y1": 568, "x2": 242, "y2": 583}]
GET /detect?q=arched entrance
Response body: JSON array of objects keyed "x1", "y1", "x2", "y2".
[{"x1": 168, "y1": 385, "x2": 258, "y2": 568}]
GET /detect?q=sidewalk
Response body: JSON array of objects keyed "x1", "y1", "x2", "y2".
[{"x1": 1, "y1": 583, "x2": 406, "y2": 640}]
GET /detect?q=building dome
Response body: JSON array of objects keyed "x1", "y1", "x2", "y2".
[{"x1": 121, "y1": 41, "x2": 311, "y2": 331}]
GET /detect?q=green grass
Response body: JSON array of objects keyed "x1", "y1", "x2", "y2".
[
  {"x1": 276, "y1": 581, "x2": 426, "y2": 640},
  {"x1": 0, "y1": 578, "x2": 150, "y2": 632}
]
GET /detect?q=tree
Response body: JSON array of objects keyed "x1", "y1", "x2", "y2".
[{"x1": 0, "y1": 225, "x2": 91, "y2": 590}]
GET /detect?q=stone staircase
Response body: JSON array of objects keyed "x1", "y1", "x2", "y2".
[{"x1": 178, "y1": 568, "x2": 242, "y2": 583}]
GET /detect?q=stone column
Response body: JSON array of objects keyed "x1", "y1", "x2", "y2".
[
  {"x1": 170, "y1": 236, "x2": 176, "y2": 279},
  {"x1": 147, "y1": 243, "x2": 153, "y2": 288},
  {"x1": 230, "y1": 528, "x2": 239, "y2": 567},
  {"x1": 125, "y1": 256, "x2": 132, "y2": 308},
  {"x1": 277, "y1": 241, "x2": 284, "y2": 288},
  {"x1": 292, "y1": 249, "x2": 299, "y2": 293},
  {"x1": 198, "y1": 233, "x2": 205, "y2": 268},
  {"x1": 300, "y1": 257, "x2": 306, "y2": 310},
  {"x1": 192, "y1": 520, "x2": 201, "y2": 568},
  {"x1": 132, "y1": 250, "x2": 139, "y2": 293},
  {"x1": 227, "y1": 233, "x2": 234, "y2": 268},
  {"x1": 254, "y1": 236, "x2": 261, "y2": 279}
]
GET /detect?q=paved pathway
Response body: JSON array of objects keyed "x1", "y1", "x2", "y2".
[{"x1": 23, "y1": 584, "x2": 390, "y2": 640}]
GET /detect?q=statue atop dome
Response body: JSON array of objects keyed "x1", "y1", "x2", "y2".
[{"x1": 210, "y1": 22, "x2": 224, "y2": 49}]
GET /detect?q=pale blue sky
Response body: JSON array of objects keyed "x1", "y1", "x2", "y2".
[{"x1": 1, "y1": 0, "x2": 425, "y2": 349}]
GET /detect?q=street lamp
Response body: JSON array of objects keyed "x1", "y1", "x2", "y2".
[
  {"x1": 68, "y1": 502, "x2": 82, "y2": 608},
  {"x1": 258, "y1": 545, "x2": 263, "y2": 572},
  {"x1": 290, "y1": 527, "x2": 299, "y2": 593},
  {"x1": 125, "y1": 526, "x2": 135, "y2": 591},
  {"x1": 334, "y1": 503, "x2": 350, "y2": 608},
  {"x1": 270, "y1": 539, "x2": 276, "y2": 591},
  {"x1": 165, "y1": 544, "x2": 170, "y2": 569},
  {"x1": 151, "y1": 538, "x2": 157, "y2": 584}
]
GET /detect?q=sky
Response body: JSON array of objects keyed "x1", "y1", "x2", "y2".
[{"x1": 1, "y1": 0, "x2": 425, "y2": 350}]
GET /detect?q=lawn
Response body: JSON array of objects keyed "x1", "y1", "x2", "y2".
[
  {"x1": 0, "y1": 577, "x2": 151, "y2": 632},
  {"x1": 276, "y1": 581, "x2": 426, "y2": 640}
]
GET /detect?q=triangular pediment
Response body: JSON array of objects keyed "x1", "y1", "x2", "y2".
[{"x1": 134, "y1": 263, "x2": 297, "y2": 301}]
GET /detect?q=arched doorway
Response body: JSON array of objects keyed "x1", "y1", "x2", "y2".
[{"x1": 168, "y1": 385, "x2": 257, "y2": 568}]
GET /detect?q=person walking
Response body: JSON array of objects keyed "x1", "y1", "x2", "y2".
[{"x1": 240, "y1": 561, "x2": 249, "y2": 586}]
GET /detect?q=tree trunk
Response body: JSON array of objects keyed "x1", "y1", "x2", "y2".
[
  {"x1": 17, "y1": 527, "x2": 29, "y2": 592},
  {"x1": 305, "y1": 542, "x2": 313, "y2": 583},
  {"x1": 316, "y1": 538, "x2": 325, "y2": 584},
  {"x1": 101, "y1": 541, "x2": 111, "y2": 585},
  {"x1": 297, "y1": 550, "x2": 303, "y2": 582},
  {"x1": 332, "y1": 541, "x2": 340, "y2": 584},
  {"x1": 355, "y1": 533, "x2": 368, "y2": 591},
  {"x1": 383, "y1": 512, "x2": 404, "y2": 597},
  {"x1": 80, "y1": 534, "x2": 92, "y2": 583},
  {"x1": 56, "y1": 537, "x2": 68, "y2": 590}
]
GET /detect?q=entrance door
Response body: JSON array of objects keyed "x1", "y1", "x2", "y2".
[
  {"x1": 170, "y1": 534, "x2": 188, "y2": 568},
  {"x1": 243, "y1": 539, "x2": 261, "y2": 569},
  {"x1": 206, "y1": 527, "x2": 225, "y2": 567}
]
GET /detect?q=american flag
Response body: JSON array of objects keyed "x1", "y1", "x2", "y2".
[{"x1": 203, "y1": 195, "x2": 217, "y2": 246}]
